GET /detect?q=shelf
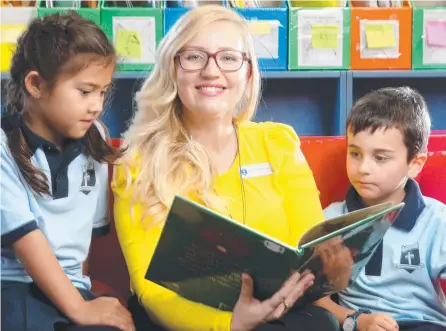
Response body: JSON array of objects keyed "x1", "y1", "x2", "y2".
[
  {"x1": 4, "y1": 70, "x2": 446, "y2": 80},
  {"x1": 352, "y1": 70, "x2": 446, "y2": 78},
  {"x1": 260, "y1": 71, "x2": 341, "y2": 79},
  {"x1": 0, "y1": 71, "x2": 342, "y2": 81},
  {"x1": 114, "y1": 70, "x2": 342, "y2": 79},
  {"x1": 113, "y1": 71, "x2": 149, "y2": 79},
  {"x1": 101, "y1": 76, "x2": 346, "y2": 138},
  {"x1": 348, "y1": 71, "x2": 446, "y2": 132},
  {"x1": 253, "y1": 78, "x2": 344, "y2": 136},
  {"x1": 2, "y1": 69, "x2": 445, "y2": 138}
]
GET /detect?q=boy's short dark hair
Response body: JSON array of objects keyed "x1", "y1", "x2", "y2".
[{"x1": 347, "y1": 86, "x2": 431, "y2": 162}]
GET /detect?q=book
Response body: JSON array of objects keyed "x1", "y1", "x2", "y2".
[{"x1": 145, "y1": 195, "x2": 404, "y2": 311}]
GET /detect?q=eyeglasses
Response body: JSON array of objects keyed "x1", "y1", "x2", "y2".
[{"x1": 176, "y1": 49, "x2": 251, "y2": 72}]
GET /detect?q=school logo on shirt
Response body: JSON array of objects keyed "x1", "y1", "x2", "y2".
[
  {"x1": 79, "y1": 160, "x2": 96, "y2": 195},
  {"x1": 397, "y1": 242, "x2": 425, "y2": 273}
]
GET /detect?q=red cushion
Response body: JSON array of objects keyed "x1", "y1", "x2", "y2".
[
  {"x1": 91, "y1": 279, "x2": 127, "y2": 307},
  {"x1": 428, "y1": 135, "x2": 446, "y2": 152},
  {"x1": 299, "y1": 137, "x2": 446, "y2": 295},
  {"x1": 419, "y1": 151, "x2": 446, "y2": 295},
  {"x1": 419, "y1": 151, "x2": 446, "y2": 204},
  {"x1": 300, "y1": 137, "x2": 349, "y2": 209},
  {"x1": 88, "y1": 164, "x2": 131, "y2": 301}
]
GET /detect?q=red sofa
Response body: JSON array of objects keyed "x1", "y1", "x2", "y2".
[{"x1": 89, "y1": 135, "x2": 446, "y2": 303}]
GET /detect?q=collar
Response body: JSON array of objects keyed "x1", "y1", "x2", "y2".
[
  {"x1": 345, "y1": 178, "x2": 425, "y2": 232},
  {"x1": 1, "y1": 114, "x2": 86, "y2": 156}
]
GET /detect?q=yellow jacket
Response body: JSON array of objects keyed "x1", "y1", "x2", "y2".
[{"x1": 112, "y1": 122, "x2": 324, "y2": 331}]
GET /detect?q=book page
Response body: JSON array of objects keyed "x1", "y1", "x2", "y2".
[
  {"x1": 293, "y1": 206, "x2": 401, "y2": 303},
  {"x1": 298, "y1": 201, "x2": 394, "y2": 247}
]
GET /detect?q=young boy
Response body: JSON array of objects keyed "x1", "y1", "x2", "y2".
[{"x1": 315, "y1": 87, "x2": 446, "y2": 331}]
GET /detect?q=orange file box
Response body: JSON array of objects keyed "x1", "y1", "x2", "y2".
[{"x1": 350, "y1": 0, "x2": 412, "y2": 70}]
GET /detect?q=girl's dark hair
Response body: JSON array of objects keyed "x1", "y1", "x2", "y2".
[{"x1": 5, "y1": 11, "x2": 123, "y2": 196}]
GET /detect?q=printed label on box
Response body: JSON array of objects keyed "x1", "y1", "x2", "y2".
[
  {"x1": 359, "y1": 19, "x2": 400, "y2": 60},
  {"x1": 248, "y1": 20, "x2": 280, "y2": 59},
  {"x1": 113, "y1": 16, "x2": 156, "y2": 64},
  {"x1": 422, "y1": 9, "x2": 446, "y2": 65},
  {"x1": 297, "y1": 8, "x2": 344, "y2": 67}
]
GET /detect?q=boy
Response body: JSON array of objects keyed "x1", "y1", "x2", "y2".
[{"x1": 315, "y1": 87, "x2": 446, "y2": 331}]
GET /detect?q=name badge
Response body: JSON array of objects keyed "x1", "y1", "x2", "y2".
[{"x1": 239, "y1": 163, "x2": 273, "y2": 179}]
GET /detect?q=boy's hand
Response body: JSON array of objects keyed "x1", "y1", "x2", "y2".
[{"x1": 357, "y1": 313, "x2": 398, "y2": 331}]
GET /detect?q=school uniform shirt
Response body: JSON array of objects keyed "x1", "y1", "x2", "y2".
[
  {"x1": 1, "y1": 116, "x2": 110, "y2": 290},
  {"x1": 324, "y1": 179, "x2": 446, "y2": 327},
  {"x1": 112, "y1": 121, "x2": 325, "y2": 331}
]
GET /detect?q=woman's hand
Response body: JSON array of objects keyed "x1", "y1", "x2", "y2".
[
  {"x1": 230, "y1": 271, "x2": 315, "y2": 331},
  {"x1": 69, "y1": 297, "x2": 135, "y2": 331}
]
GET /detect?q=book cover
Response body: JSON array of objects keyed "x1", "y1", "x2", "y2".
[{"x1": 145, "y1": 195, "x2": 404, "y2": 311}]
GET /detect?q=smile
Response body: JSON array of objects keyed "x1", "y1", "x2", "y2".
[
  {"x1": 197, "y1": 86, "x2": 224, "y2": 92},
  {"x1": 196, "y1": 86, "x2": 225, "y2": 96}
]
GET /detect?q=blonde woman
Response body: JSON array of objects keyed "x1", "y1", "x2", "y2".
[{"x1": 112, "y1": 5, "x2": 339, "y2": 331}]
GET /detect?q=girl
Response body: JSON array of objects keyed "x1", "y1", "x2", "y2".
[
  {"x1": 113, "y1": 5, "x2": 339, "y2": 331},
  {"x1": 1, "y1": 12, "x2": 134, "y2": 331}
]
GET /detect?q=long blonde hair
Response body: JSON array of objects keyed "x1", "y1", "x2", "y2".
[{"x1": 120, "y1": 5, "x2": 261, "y2": 225}]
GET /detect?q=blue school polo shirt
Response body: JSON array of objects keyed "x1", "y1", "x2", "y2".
[
  {"x1": 1, "y1": 115, "x2": 110, "y2": 290},
  {"x1": 324, "y1": 179, "x2": 446, "y2": 327}
]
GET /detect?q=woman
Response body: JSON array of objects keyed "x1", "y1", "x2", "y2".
[{"x1": 112, "y1": 5, "x2": 339, "y2": 331}]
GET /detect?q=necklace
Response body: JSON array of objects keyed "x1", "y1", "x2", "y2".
[{"x1": 213, "y1": 123, "x2": 247, "y2": 225}]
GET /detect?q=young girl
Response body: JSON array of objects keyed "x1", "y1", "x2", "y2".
[{"x1": 1, "y1": 12, "x2": 134, "y2": 331}]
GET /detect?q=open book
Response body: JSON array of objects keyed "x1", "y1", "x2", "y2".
[{"x1": 145, "y1": 195, "x2": 404, "y2": 311}]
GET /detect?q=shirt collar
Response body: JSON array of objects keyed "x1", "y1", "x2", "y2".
[
  {"x1": 2, "y1": 114, "x2": 86, "y2": 156},
  {"x1": 345, "y1": 178, "x2": 425, "y2": 232}
]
